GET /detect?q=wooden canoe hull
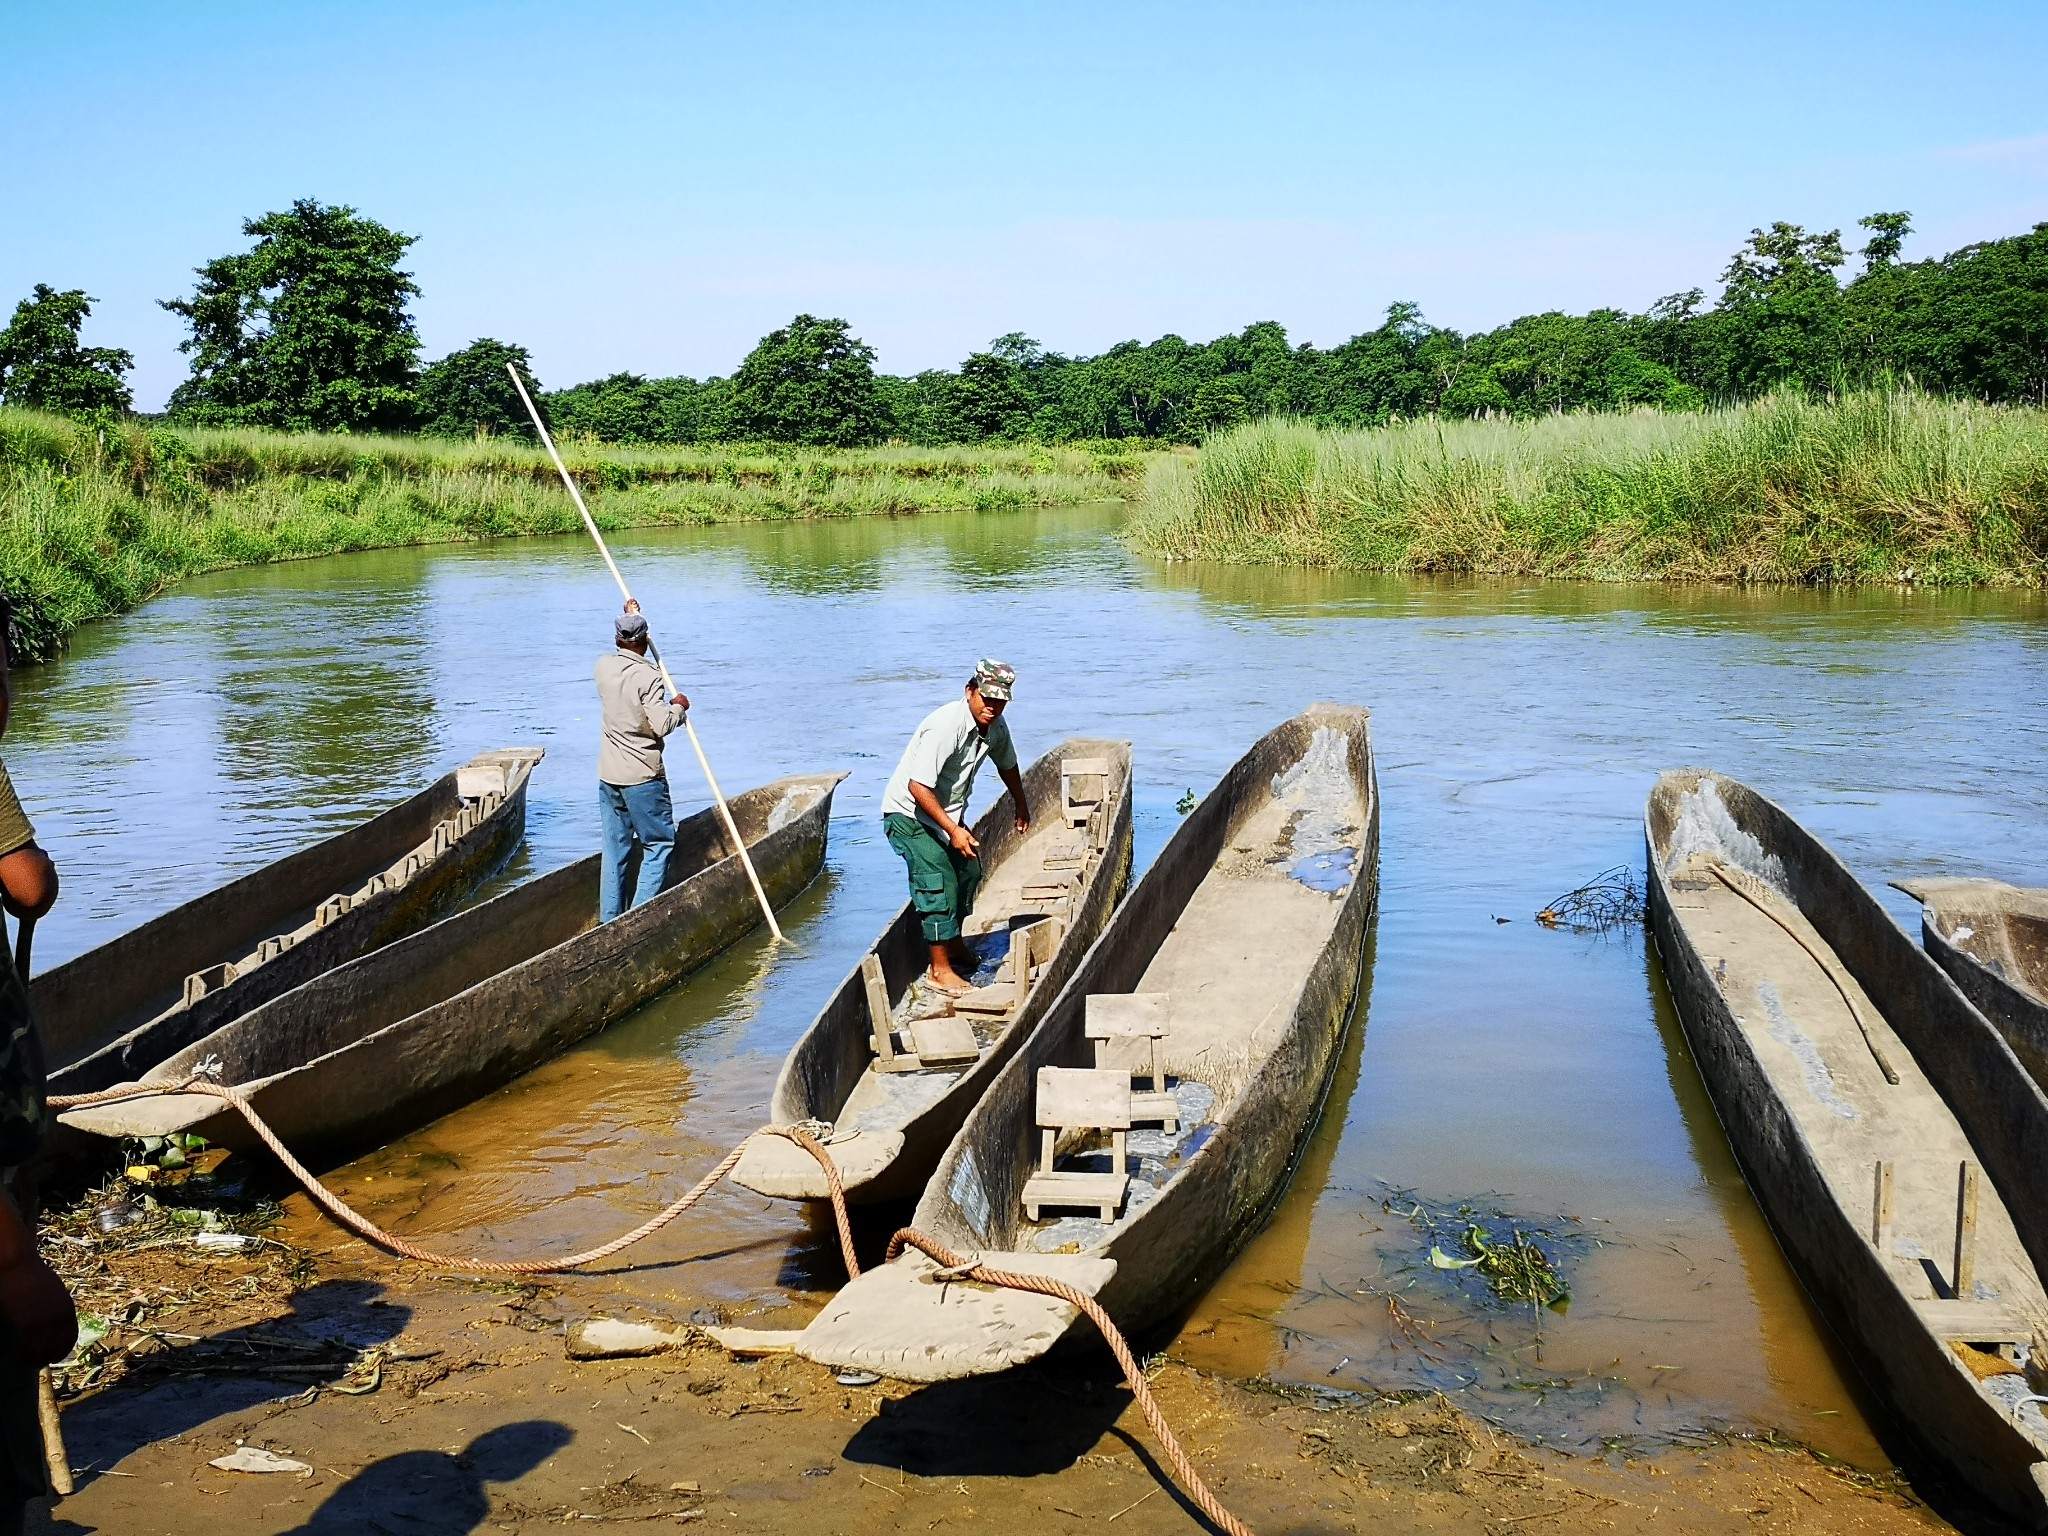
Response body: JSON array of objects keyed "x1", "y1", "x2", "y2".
[
  {"x1": 1647, "y1": 772, "x2": 2048, "y2": 1526},
  {"x1": 1899, "y1": 880, "x2": 2048, "y2": 1100},
  {"x1": 746, "y1": 740, "x2": 1133, "y2": 1205},
  {"x1": 41, "y1": 747, "x2": 543, "y2": 1096},
  {"x1": 69, "y1": 773, "x2": 842, "y2": 1168},
  {"x1": 921, "y1": 704, "x2": 1378, "y2": 1342}
]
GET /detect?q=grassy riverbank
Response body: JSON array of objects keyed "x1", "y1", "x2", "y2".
[
  {"x1": 1128, "y1": 390, "x2": 2048, "y2": 585},
  {"x1": 0, "y1": 411, "x2": 1142, "y2": 660}
]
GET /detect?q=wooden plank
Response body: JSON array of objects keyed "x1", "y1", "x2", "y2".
[
  {"x1": 909, "y1": 1012, "x2": 981, "y2": 1066},
  {"x1": 1915, "y1": 1300, "x2": 2030, "y2": 1345},
  {"x1": 955, "y1": 982, "x2": 1020, "y2": 1016},
  {"x1": 1956, "y1": 1161, "x2": 1980, "y2": 1298},
  {"x1": 1036, "y1": 1066, "x2": 1131, "y2": 1129},
  {"x1": 862, "y1": 953, "x2": 898, "y2": 1065},
  {"x1": 1131, "y1": 1090, "x2": 1181, "y2": 1129},
  {"x1": 1872, "y1": 1160, "x2": 1894, "y2": 1249},
  {"x1": 1085, "y1": 993, "x2": 1171, "y2": 1040},
  {"x1": 1022, "y1": 1170, "x2": 1129, "y2": 1222}
]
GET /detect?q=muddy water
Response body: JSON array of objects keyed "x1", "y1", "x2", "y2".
[{"x1": 11, "y1": 507, "x2": 2046, "y2": 1466}]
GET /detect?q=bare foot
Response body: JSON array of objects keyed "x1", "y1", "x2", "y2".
[{"x1": 927, "y1": 965, "x2": 973, "y2": 996}]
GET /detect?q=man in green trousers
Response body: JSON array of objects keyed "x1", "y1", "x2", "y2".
[{"x1": 880, "y1": 660, "x2": 1031, "y2": 994}]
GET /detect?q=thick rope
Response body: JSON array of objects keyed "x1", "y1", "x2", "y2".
[
  {"x1": 48, "y1": 1079, "x2": 856, "y2": 1278},
  {"x1": 886, "y1": 1228, "x2": 1254, "y2": 1536},
  {"x1": 52, "y1": 1083, "x2": 1243, "y2": 1531}
]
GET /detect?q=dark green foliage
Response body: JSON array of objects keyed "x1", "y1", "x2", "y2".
[
  {"x1": 417, "y1": 339, "x2": 540, "y2": 439},
  {"x1": 0, "y1": 285, "x2": 134, "y2": 413},
  {"x1": 162, "y1": 198, "x2": 422, "y2": 432},
  {"x1": 538, "y1": 211, "x2": 2048, "y2": 445},
  {"x1": 1848, "y1": 223, "x2": 2048, "y2": 406},
  {"x1": 722, "y1": 315, "x2": 888, "y2": 446},
  {"x1": 546, "y1": 372, "x2": 724, "y2": 444}
]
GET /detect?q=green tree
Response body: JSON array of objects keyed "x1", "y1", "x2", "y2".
[
  {"x1": 1847, "y1": 222, "x2": 2048, "y2": 404},
  {"x1": 1707, "y1": 221, "x2": 1849, "y2": 395},
  {"x1": 1858, "y1": 211, "x2": 1913, "y2": 272},
  {"x1": 0, "y1": 285, "x2": 134, "y2": 413},
  {"x1": 417, "y1": 339, "x2": 540, "y2": 438},
  {"x1": 722, "y1": 315, "x2": 888, "y2": 445},
  {"x1": 162, "y1": 198, "x2": 421, "y2": 431}
]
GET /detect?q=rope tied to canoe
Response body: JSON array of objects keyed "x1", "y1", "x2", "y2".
[
  {"x1": 48, "y1": 1082, "x2": 1254, "y2": 1535},
  {"x1": 886, "y1": 1227, "x2": 1255, "y2": 1536},
  {"x1": 45, "y1": 1077, "x2": 858, "y2": 1278}
]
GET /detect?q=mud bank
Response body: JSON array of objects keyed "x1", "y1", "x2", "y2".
[{"x1": 32, "y1": 1226, "x2": 1945, "y2": 1536}]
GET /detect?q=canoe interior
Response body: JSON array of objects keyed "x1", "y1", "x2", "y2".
[
  {"x1": 918, "y1": 704, "x2": 1377, "y2": 1330},
  {"x1": 39, "y1": 747, "x2": 541, "y2": 1093},
  {"x1": 752, "y1": 739, "x2": 1132, "y2": 1201},
  {"x1": 1646, "y1": 770, "x2": 2048, "y2": 1524},
  {"x1": 148, "y1": 773, "x2": 834, "y2": 1090},
  {"x1": 93, "y1": 772, "x2": 843, "y2": 1165},
  {"x1": 1914, "y1": 882, "x2": 2048, "y2": 1098}
]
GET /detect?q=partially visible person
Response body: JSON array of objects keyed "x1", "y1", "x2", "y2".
[
  {"x1": 594, "y1": 601, "x2": 690, "y2": 923},
  {"x1": 0, "y1": 596, "x2": 72, "y2": 1536},
  {"x1": 879, "y1": 659, "x2": 1030, "y2": 994}
]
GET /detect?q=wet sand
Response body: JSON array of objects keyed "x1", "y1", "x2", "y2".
[{"x1": 33, "y1": 1230, "x2": 1949, "y2": 1536}]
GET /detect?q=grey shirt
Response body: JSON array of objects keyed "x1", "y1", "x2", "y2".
[
  {"x1": 595, "y1": 650, "x2": 687, "y2": 786},
  {"x1": 880, "y1": 698, "x2": 1018, "y2": 834}
]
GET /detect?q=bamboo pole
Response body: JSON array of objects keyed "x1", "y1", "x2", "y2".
[{"x1": 504, "y1": 364, "x2": 786, "y2": 944}]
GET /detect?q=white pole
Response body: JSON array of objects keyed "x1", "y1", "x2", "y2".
[{"x1": 506, "y1": 363, "x2": 787, "y2": 944}]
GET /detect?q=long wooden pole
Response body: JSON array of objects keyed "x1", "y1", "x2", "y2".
[{"x1": 505, "y1": 364, "x2": 785, "y2": 943}]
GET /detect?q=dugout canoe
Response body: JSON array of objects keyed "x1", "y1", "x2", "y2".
[
  {"x1": 42, "y1": 748, "x2": 542, "y2": 1097},
  {"x1": 62, "y1": 772, "x2": 844, "y2": 1167},
  {"x1": 797, "y1": 705, "x2": 1377, "y2": 1381},
  {"x1": 731, "y1": 740, "x2": 1132, "y2": 1206},
  {"x1": 1893, "y1": 878, "x2": 2048, "y2": 1099},
  {"x1": 1646, "y1": 771, "x2": 2048, "y2": 1526}
]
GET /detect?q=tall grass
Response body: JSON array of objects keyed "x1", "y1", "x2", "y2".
[
  {"x1": 1128, "y1": 390, "x2": 2048, "y2": 586},
  {"x1": 0, "y1": 411, "x2": 1141, "y2": 660}
]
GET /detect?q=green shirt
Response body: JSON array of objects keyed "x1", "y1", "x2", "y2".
[{"x1": 880, "y1": 699, "x2": 1017, "y2": 834}]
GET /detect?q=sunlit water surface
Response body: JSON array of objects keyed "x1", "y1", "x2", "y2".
[{"x1": 12, "y1": 505, "x2": 2046, "y2": 1462}]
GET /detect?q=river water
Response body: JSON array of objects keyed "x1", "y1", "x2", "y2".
[{"x1": 11, "y1": 504, "x2": 2046, "y2": 1464}]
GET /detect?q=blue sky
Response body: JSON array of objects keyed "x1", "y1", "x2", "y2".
[{"x1": 5, "y1": 1, "x2": 2045, "y2": 409}]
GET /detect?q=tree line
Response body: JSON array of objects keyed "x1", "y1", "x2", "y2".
[{"x1": 3, "y1": 199, "x2": 2044, "y2": 446}]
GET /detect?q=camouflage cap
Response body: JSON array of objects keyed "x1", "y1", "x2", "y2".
[{"x1": 973, "y1": 657, "x2": 1016, "y2": 701}]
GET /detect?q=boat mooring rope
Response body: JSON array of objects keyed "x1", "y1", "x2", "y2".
[
  {"x1": 49, "y1": 1080, "x2": 1255, "y2": 1535},
  {"x1": 887, "y1": 1228, "x2": 1255, "y2": 1536},
  {"x1": 46, "y1": 1078, "x2": 856, "y2": 1277}
]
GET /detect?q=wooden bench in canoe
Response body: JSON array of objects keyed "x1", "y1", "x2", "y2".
[
  {"x1": 1646, "y1": 771, "x2": 2048, "y2": 1527},
  {"x1": 731, "y1": 741, "x2": 1132, "y2": 1206},
  {"x1": 796, "y1": 705, "x2": 1377, "y2": 1381},
  {"x1": 40, "y1": 748, "x2": 542, "y2": 1097},
  {"x1": 1894, "y1": 877, "x2": 2048, "y2": 1098},
  {"x1": 61, "y1": 772, "x2": 844, "y2": 1168}
]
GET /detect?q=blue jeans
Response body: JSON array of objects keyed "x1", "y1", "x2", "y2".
[{"x1": 598, "y1": 777, "x2": 676, "y2": 922}]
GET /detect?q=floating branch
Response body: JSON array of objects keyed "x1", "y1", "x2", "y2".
[{"x1": 1536, "y1": 865, "x2": 1644, "y2": 932}]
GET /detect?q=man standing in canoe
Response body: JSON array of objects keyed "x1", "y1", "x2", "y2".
[
  {"x1": 595, "y1": 601, "x2": 690, "y2": 923},
  {"x1": 881, "y1": 659, "x2": 1031, "y2": 995}
]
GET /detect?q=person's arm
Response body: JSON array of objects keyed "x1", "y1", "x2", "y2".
[
  {"x1": 998, "y1": 763, "x2": 1031, "y2": 834},
  {"x1": 0, "y1": 845, "x2": 56, "y2": 921},
  {"x1": 637, "y1": 668, "x2": 689, "y2": 739},
  {"x1": 909, "y1": 780, "x2": 977, "y2": 858},
  {"x1": 0, "y1": 1188, "x2": 75, "y2": 1368}
]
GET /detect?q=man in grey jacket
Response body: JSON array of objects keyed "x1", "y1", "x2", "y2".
[{"x1": 595, "y1": 604, "x2": 690, "y2": 922}]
